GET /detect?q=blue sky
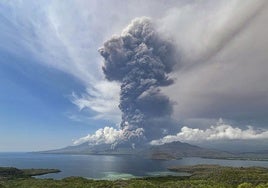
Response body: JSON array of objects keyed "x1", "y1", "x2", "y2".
[
  {"x1": 0, "y1": 0, "x2": 121, "y2": 151},
  {"x1": 0, "y1": 45, "x2": 108, "y2": 151},
  {"x1": 1, "y1": 0, "x2": 268, "y2": 152}
]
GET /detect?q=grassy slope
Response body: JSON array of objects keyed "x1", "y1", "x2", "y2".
[{"x1": 1, "y1": 165, "x2": 268, "y2": 188}]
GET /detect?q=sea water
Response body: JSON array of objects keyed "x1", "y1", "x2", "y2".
[{"x1": 0, "y1": 152, "x2": 267, "y2": 180}]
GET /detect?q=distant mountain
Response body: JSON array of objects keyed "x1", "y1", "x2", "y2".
[
  {"x1": 147, "y1": 141, "x2": 234, "y2": 160},
  {"x1": 41, "y1": 141, "x2": 234, "y2": 160},
  {"x1": 41, "y1": 142, "x2": 145, "y2": 155}
]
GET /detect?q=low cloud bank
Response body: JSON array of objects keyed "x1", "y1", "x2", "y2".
[
  {"x1": 150, "y1": 119, "x2": 268, "y2": 145},
  {"x1": 74, "y1": 126, "x2": 144, "y2": 147}
]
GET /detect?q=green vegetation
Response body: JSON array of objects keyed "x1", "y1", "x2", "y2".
[{"x1": 1, "y1": 165, "x2": 268, "y2": 187}]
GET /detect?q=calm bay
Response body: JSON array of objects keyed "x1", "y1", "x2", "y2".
[{"x1": 0, "y1": 152, "x2": 268, "y2": 180}]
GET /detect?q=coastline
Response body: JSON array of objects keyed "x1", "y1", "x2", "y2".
[{"x1": 1, "y1": 165, "x2": 268, "y2": 187}]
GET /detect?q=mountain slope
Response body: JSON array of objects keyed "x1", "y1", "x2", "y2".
[
  {"x1": 147, "y1": 141, "x2": 233, "y2": 159},
  {"x1": 41, "y1": 141, "x2": 233, "y2": 159}
]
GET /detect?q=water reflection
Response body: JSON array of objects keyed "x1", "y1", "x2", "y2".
[{"x1": 0, "y1": 153, "x2": 268, "y2": 179}]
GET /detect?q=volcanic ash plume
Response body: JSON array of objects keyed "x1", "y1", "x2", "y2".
[{"x1": 99, "y1": 17, "x2": 178, "y2": 143}]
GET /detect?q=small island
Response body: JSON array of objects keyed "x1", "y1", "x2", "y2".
[{"x1": 0, "y1": 167, "x2": 60, "y2": 179}]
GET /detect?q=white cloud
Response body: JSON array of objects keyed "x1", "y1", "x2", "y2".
[
  {"x1": 73, "y1": 125, "x2": 144, "y2": 146},
  {"x1": 0, "y1": 1, "x2": 102, "y2": 83},
  {"x1": 71, "y1": 81, "x2": 121, "y2": 122},
  {"x1": 150, "y1": 119, "x2": 268, "y2": 145},
  {"x1": 73, "y1": 126, "x2": 122, "y2": 145}
]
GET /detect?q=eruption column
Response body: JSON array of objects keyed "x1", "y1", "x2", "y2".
[{"x1": 99, "y1": 17, "x2": 177, "y2": 142}]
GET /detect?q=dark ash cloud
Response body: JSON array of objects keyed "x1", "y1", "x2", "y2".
[
  {"x1": 99, "y1": 17, "x2": 178, "y2": 142},
  {"x1": 74, "y1": 1, "x2": 268, "y2": 151}
]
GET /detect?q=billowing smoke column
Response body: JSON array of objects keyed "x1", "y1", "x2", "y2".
[{"x1": 99, "y1": 17, "x2": 177, "y2": 144}]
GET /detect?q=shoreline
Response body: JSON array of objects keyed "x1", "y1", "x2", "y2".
[{"x1": 1, "y1": 165, "x2": 268, "y2": 187}]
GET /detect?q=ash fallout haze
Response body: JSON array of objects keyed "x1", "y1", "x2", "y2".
[{"x1": 0, "y1": 0, "x2": 268, "y2": 152}]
